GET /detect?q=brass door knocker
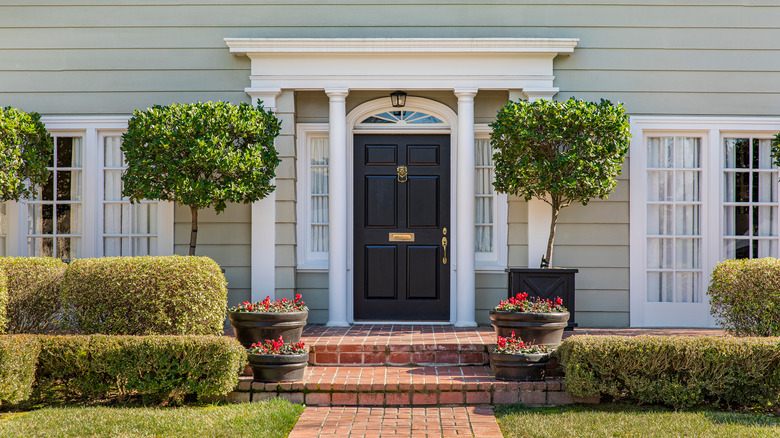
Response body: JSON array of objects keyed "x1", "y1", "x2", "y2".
[{"x1": 397, "y1": 165, "x2": 408, "y2": 183}]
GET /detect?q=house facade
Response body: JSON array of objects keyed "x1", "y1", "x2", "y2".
[{"x1": 2, "y1": 1, "x2": 779, "y2": 327}]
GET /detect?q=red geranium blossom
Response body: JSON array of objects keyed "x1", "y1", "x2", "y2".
[
  {"x1": 249, "y1": 335, "x2": 308, "y2": 355},
  {"x1": 229, "y1": 294, "x2": 308, "y2": 313},
  {"x1": 493, "y1": 293, "x2": 567, "y2": 313}
]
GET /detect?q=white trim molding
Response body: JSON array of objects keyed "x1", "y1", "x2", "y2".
[
  {"x1": 225, "y1": 38, "x2": 577, "y2": 91},
  {"x1": 225, "y1": 38, "x2": 579, "y2": 54},
  {"x1": 629, "y1": 116, "x2": 780, "y2": 328},
  {"x1": 247, "y1": 90, "x2": 281, "y2": 302}
]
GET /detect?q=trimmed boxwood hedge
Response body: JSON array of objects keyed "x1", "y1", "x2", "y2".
[
  {"x1": 0, "y1": 268, "x2": 7, "y2": 334},
  {"x1": 0, "y1": 335, "x2": 41, "y2": 404},
  {"x1": 60, "y1": 256, "x2": 227, "y2": 335},
  {"x1": 709, "y1": 257, "x2": 780, "y2": 337},
  {"x1": 0, "y1": 335, "x2": 246, "y2": 405},
  {"x1": 34, "y1": 335, "x2": 246, "y2": 404},
  {"x1": 556, "y1": 335, "x2": 780, "y2": 410},
  {"x1": 0, "y1": 257, "x2": 67, "y2": 334}
]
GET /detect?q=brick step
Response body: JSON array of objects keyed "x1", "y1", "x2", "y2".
[
  {"x1": 309, "y1": 343, "x2": 490, "y2": 366},
  {"x1": 229, "y1": 365, "x2": 594, "y2": 407}
]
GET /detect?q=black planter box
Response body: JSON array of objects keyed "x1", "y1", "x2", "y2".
[{"x1": 507, "y1": 268, "x2": 578, "y2": 330}]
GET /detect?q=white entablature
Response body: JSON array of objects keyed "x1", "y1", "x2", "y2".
[{"x1": 224, "y1": 38, "x2": 578, "y2": 92}]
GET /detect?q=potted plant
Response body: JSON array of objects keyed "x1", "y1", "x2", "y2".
[
  {"x1": 490, "y1": 292, "x2": 569, "y2": 347},
  {"x1": 121, "y1": 101, "x2": 281, "y2": 255},
  {"x1": 0, "y1": 107, "x2": 54, "y2": 203},
  {"x1": 491, "y1": 98, "x2": 631, "y2": 327},
  {"x1": 490, "y1": 331, "x2": 552, "y2": 381},
  {"x1": 228, "y1": 294, "x2": 309, "y2": 348},
  {"x1": 247, "y1": 336, "x2": 309, "y2": 382}
]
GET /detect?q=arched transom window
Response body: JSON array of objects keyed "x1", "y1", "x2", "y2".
[{"x1": 358, "y1": 110, "x2": 446, "y2": 127}]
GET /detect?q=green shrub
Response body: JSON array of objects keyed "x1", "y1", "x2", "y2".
[
  {"x1": 60, "y1": 256, "x2": 227, "y2": 335},
  {"x1": 34, "y1": 335, "x2": 246, "y2": 403},
  {"x1": 0, "y1": 335, "x2": 41, "y2": 404},
  {"x1": 0, "y1": 257, "x2": 67, "y2": 334},
  {"x1": 556, "y1": 335, "x2": 780, "y2": 410},
  {"x1": 122, "y1": 101, "x2": 281, "y2": 255},
  {"x1": 0, "y1": 269, "x2": 7, "y2": 334},
  {"x1": 708, "y1": 258, "x2": 780, "y2": 336},
  {"x1": 0, "y1": 106, "x2": 54, "y2": 201}
]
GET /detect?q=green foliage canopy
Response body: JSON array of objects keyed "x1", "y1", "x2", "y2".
[
  {"x1": 121, "y1": 101, "x2": 281, "y2": 213},
  {"x1": 490, "y1": 98, "x2": 631, "y2": 265},
  {"x1": 0, "y1": 107, "x2": 54, "y2": 201}
]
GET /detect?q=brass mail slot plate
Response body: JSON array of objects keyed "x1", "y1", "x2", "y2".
[{"x1": 388, "y1": 233, "x2": 415, "y2": 242}]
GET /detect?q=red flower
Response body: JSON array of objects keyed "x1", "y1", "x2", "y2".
[
  {"x1": 555, "y1": 297, "x2": 563, "y2": 306},
  {"x1": 497, "y1": 336, "x2": 506, "y2": 348},
  {"x1": 295, "y1": 293, "x2": 302, "y2": 302}
]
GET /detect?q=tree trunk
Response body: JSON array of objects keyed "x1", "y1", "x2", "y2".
[
  {"x1": 545, "y1": 205, "x2": 560, "y2": 268},
  {"x1": 189, "y1": 206, "x2": 199, "y2": 256}
]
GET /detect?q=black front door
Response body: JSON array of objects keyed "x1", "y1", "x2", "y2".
[{"x1": 354, "y1": 134, "x2": 450, "y2": 321}]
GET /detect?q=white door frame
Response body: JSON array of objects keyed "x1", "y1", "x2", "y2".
[{"x1": 345, "y1": 97, "x2": 459, "y2": 324}]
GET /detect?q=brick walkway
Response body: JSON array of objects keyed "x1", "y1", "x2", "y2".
[
  {"x1": 300, "y1": 325, "x2": 726, "y2": 347},
  {"x1": 288, "y1": 406, "x2": 503, "y2": 438}
]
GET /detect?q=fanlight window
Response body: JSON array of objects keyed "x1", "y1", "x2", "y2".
[{"x1": 359, "y1": 110, "x2": 445, "y2": 126}]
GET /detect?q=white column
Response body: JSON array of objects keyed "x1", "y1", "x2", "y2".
[
  {"x1": 246, "y1": 88, "x2": 281, "y2": 301},
  {"x1": 509, "y1": 89, "x2": 558, "y2": 268},
  {"x1": 454, "y1": 88, "x2": 478, "y2": 327},
  {"x1": 325, "y1": 88, "x2": 350, "y2": 326}
]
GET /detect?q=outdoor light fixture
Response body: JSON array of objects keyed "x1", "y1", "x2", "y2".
[{"x1": 390, "y1": 90, "x2": 407, "y2": 108}]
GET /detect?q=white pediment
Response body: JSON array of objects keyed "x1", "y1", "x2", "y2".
[{"x1": 225, "y1": 38, "x2": 578, "y2": 92}]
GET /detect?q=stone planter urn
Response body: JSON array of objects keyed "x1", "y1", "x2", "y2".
[
  {"x1": 489, "y1": 310, "x2": 569, "y2": 347},
  {"x1": 248, "y1": 353, "x2": 309, "y2": 382},
  {"x1": 490, "y1": 351, "x2": 550, "y2": 381},
  {"x1": 228, "y1": 310, "x2": 308, "y2": 349}
]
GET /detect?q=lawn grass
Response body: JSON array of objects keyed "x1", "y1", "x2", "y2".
[
  {"x1": 495, "y1": 403, "x2": 780, "y2": 438},
  {"x1": 0, "y1": 398, "x2": 303, "y2": 438}
]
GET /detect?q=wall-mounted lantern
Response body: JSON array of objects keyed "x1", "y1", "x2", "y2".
[{"x1": 390, "y1": 90, "x2": 407, "y2": 108}]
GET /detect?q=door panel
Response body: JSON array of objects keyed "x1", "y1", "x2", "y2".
[
  {"x1": 407, "y1": 176, "x2": 439, "y2": 228},
  {"x1": 407, "y1": 245, "x2": 439, "y2": 299},
  {"x1": 365, "y1": 245, "x2": 397, "y2": 299},
  {"x1": 354, "y1": 134, "x2": 450, "y2": 321},
  {"x1": 365, "y1": 176, "x2": 397, "y2": 227}
]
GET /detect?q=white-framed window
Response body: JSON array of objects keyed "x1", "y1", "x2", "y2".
[
  {"x1": 0, "y1": 202, "x2": 7, "y2": 256},
  {"x1": 4, "y1": 117, "x2": 173, "y2": 259},
  {"x1": 645, "y1": 136, "x2": 703, "y2": 303},
  {"x1": 27, "y1": 134, "x2": 84, "y2": 259},
  {"x1": 629, "y1": 117, "x2": 780, "y2": 327},
  {"x1": 722, "y1": 136, "x2": 779, "y2": 259},
  {"x1": 100, "y1": 133, "x2": 165, "y2": 256},
  {"x1": 296, "y1": 123, "x2": 330, "y2": 270},
  {"x1": 474, "y1": 127, "x2": 507, "y2": 270}
]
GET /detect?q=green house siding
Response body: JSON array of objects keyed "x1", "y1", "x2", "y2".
[{"x1": 3, "y1": 1, "x2": 778, "y2": 326}]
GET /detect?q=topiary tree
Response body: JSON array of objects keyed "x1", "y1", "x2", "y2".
[
  {"x1": 490, "y1": 98, "x2": 631, "y2": 267},
  {"x1": 122, "y1": 101, "x2": 281, "y2": 255},
  {"x1": 0, "y1": 107, "x2": 54, "y2": 201}
]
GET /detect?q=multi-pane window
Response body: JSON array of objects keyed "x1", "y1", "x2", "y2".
[
  {"x1": 723, "y1": 137, "x2": 779, "y2": 259},
  {"x1": 475, "y1": 138, "x2": 494, "y2": 253},
  {"x1": 102, "y1": 135, "x2": 159, "y2": 256},
  {"x1": 0, "y1": 202, "x2": 6, "y2": 256},
  {"x1": 646, "y1": 136, "x2": 702, "y2": 303},
  {"x1": 310, "y1": 137, "x2": 329, "y2": 254},
  {"x1": 28, "y1": 136, "x2": 83, "y2": 259}
]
